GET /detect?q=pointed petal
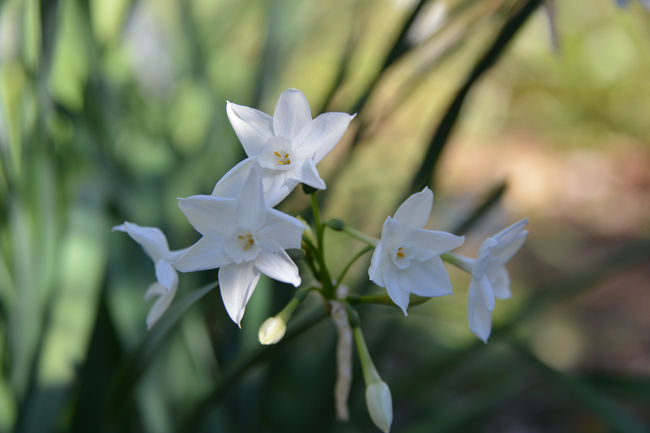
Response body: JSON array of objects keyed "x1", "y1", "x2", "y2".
[
  {"x1": 393, "y1": 188, "x2": 433, "y2": 229},
  {"x1": 113, "y1": 222, "x2": 169, "y2": 261},
  {"x1": 155, "y1": 260, "x2": 178, "y2": 291},
  {"x1": 256, "y1": 209, "x2": 304, "y2": 250},
  {"x1": 255, "y1": 249, "x2": 300, "y2": 286},
  {"x1": 487, "y1": 266, "x2": 511, "y2": 300},
  {"x1": 406, "y1": 258, "x2": 453, "y2": 298},
  {"x1": 382, "y1": 266, "x2": 410, "y2": 315},
  {"x1": 261, "y1": 169, "x2": 296, "y2": 207},
  {"x1": 292, "y1": 158, "x2": 326, "y2": 190},
  {"x1": 218, "y1": 262, "x2": 261, "y2": 326},
  {"x1": 178, "y1": 195, "x2": 237, "y2": 237},
  {"x1": 471, "y1": 276, "x2": 495, "y2": 311},
  {"x1": 212, "y1": 158, "x2": 258, "y2": 199},
  {"x1": 236, "y1": 165, "x2": 267, "y2": 231},
  {"x1": 368, "y1": 243, "x2": 386, "y2": 287},
  {"x1": 295, "y1": 112, "x2": 355, "y2": 163},
  {"x1": 144, "y1": 282, "x2": 167, "y2": 300},
  {"x1": 173, "y1": 237, "x2": 230, "y2": 272},
  {"x1": 403, "y1": 228, "x2": 465, "y2": 256},
  {"x1": 493, "y1": 230, "x2": 528, "y2": 264},
  {"x1": 145, "y1": 283, "x2": 177, "y2": 329},
  {"x1": 272, "y1": 88, "x2": 312, "y2": 139},
  {"x1": 493, "y1": 218, "x2": 528, "y2": 244},
  {"x1": 468, "y1": 283, "x2": 492, "y2": 343},
  {"x1": 226, "y1": 101, "x2": 273, "y2": 156}
]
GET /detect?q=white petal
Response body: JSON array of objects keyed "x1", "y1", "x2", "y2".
[
  {"x1": 493, "y1": 218, "x2": 528, "y2": 245},
  {"x1": 487, "y1": 266, "x2": 511, "y2": 300},
  {"x1": 144, "y1": 282, "x2": 176, "y2": 329},
  {"x1": 403, "y1": 228, "x2": 465, "y2": 256},
  {"x1": 493, "y1": 230, "x2": 528, "y2": 264},
  {"x1": 144, "y1": 282, "x2": 167, "y2": 300},
  {"x1": 178, "y1": 195, "x2": 237, "y2": 237},
  {"x1": 406, "y1": 258, "x2": 453, "y2": 298},
  {"x1": 378, "y1": 217, "x2": 405, "y2": 248},
  {"x1": 113, "y1": 222, "x2": 169, "y2": 261},
  {"x1": 393, "y1": 187, "x2": 433, "y2": 229},
  {"x1": 212, "y1": 158, "x2": 259, "y2": 199},
  {"x1": 155, "y1": 260, "x2": 178, "y2": 291},
  {"x1": 294, "y1": 112, "x2": 355, "y2": 163},
  {"x1": 173, "y1": 237, "x2": 231, "y2": 272},
  {"x1": 256, "y1": 209, "x2": 305, "y2": 250},
  {"x1": 471, "y1": 276, "x2": 495, "y2": 311},
  {"x1": 291, "y1": 158, "x2": 326, "y2": 190},
  {"x1": 272, "y1": 88, "x2": 312, "y2": 140},
  {"x1": 254, "y1": 248, "x2": 300, "y2": 286},
  {"x1": 236, "y1": 165, "x2": 267, "y2": 231},
  {"x1": 226, "y1": 101, "x2": 274, "y2": 156},
  {"x1": 218, "y1": 262, "x2": 261, "y2": 326},
  {"x1": 468, "y1": 283, "x2": 492, "y2": 343},
  {"x1": 262, "y1": 169, "x2": 296, "y2": 207},
  {"x1": 382, "y1": 265, "x2": 410, "y2": 315},
  {"x1": 368, "y1": 243, "x2": 386, "y2": 287}
]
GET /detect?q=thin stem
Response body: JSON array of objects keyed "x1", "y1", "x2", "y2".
[
  {"x1": 347, "y1": 292, "x2": 430, "y2": 308},
  {"x1": 441, "y1": 252, "x2": 474, "y2": 273},
  {"x1": 335, "y1": 246, "x2": 373, "y2": 289},
  {"x1": 310, "y1": 193, "x2": 335, "y2": 298},
  {"x1": 341, "y1": 225, "x2": 379, "y2": 247}
]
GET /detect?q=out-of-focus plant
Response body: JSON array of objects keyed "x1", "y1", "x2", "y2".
[{"x1": 1, "y1": 0, "x2": 648, "y2": 432}]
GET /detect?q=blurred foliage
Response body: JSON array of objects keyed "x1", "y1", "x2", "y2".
[{"x1": 0, "y1": 0, "x2": 649, "y2": 432}]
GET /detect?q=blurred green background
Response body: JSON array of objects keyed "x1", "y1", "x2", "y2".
[{"x1": 0, "y1": 0, "x2": 649, "y2": 432}]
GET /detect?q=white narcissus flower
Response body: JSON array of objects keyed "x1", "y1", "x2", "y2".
[
  {"x1": 174, "y1": 166, "x2": 304, "y2": 326},
  {"x1": 226, "y1": 88, "x2": 355, "y2": 206},
  {"x1": 113, "y1": 222, "x2": 187, "y2": 329},
  {"x1": 464, "y1": 218, "x2": 529, "y2": 343},
  {"x1": 368, "y1": 188, "x2": 465, "y2": 314},
  {"x1": 365, "y1": 381, "x2": 393, "y2": 433}
]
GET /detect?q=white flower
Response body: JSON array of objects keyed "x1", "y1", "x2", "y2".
[
  {"x1": 368, "y1": 188, "x2": 465, "y2": 314},
  {"x1": 226, "y1": 88, "x2": 355, "y2": 206},
  {"x1": 174, "y1": 166, "x2": 304, "y2": 326},
  {"x1": 365, "y1": 381, "x2": 393, "y2": 433},
  {"x1": 112, "y1": 222, "x2": 186, "y2": 329},
  {"x1": 465, "y1": 219, "x2": 529, "y2": 342}
]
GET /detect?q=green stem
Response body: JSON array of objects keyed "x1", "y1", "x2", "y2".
[
  {"x1": 345, "y1": 305, "x2": 380, "y2": 385},
  {"x1": 335, "y1": 245, "x2": 374, "y2": 289},
  {"x1": 347, "y1": 293, "x2": 430, "y2": 308},
  {"x1": 310, "y1": 194, "x2": 335, "y2": 298},
  {"x1": 441, "y1": 252, "x2": 474, "y2": 273},
  {"x1": 341, "y1": 225, "x2": 379, "y2": 247}
]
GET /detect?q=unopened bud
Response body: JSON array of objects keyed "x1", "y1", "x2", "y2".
[
  {"x1": 258, "y1": 316, "x2": 287, "y2": 345},
  {"x1": 365, "y1": 381, "x2": 393, "y2": 433}
]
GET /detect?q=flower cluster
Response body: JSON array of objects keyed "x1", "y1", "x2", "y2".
[{"x1": 115, "y1": 88, "x2": 528, "y2": 432}]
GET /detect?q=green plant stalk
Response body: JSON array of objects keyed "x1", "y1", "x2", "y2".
[
  {"x1": 341, "y1": 225, "x2": 379, "y2": 247},
  {"x1": 441, "y1": 252, "x2": 473, "y2": 273},
  {"x1": 347, "y1": 293, "x2": 430, "y2": 308},
  {"x1": 335, "y1": 245, "x2": 374, "y2": 289},
  {"x1": 310, "y1": 193, "x2": 335, "y2": 298}
]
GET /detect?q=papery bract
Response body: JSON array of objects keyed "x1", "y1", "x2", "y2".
[
  {"x1": 174, "y1": 166, "x2": 304, "y2": 325},
  {"x1": 226, "y1": 88, "x2": 355, "y2": 206},
  {"x1": 368, "y1": 188, "x2": 464, "y2": 314}
]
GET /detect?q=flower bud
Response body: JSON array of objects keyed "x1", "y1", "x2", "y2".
[
  {"x1": 365, "y1": 381, "x2": 393, "y2": 433},
  {"x1": 258, "y1": 316, "x2": 287, "y2": 345}
]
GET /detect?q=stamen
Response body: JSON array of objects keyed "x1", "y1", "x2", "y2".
[
  {"x1": 274, "y1": 150, "x2": 291, "y2": 166},
  {"x1": 396, "y1": 247, "x2": 405, "y2": 258}
]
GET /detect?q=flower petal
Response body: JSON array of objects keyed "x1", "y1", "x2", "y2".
[
  {"x1": 212, "y1": 158, "x2": 259, "y2": 199},
  {"x1": 493, "y1": 218, "x2": 528, "y2": 245},
  {"x1": 113, "y1": 222, "x2": 169, "y2": 261},
  {"x1": 382, "y1": 265, "x2": 410, "y2": 315},
  {"x1": 261, "y1": 169, "x2": 296, "y2": 207},
  {"x1": 226, "y1": 101, "x2": 274, "y2": 156},
  {"x1": 492, "y1": 230, "x2": 528, "y2": 265},
  {"x1": 403, "y1": 228, "x2": 465, "y2": 256},
  {"x1": 144, "y1": 282, "x2": 176, "y2": 329},
  {"x1": 173, "y1": 237, "x2": 230, "y2": 272},
  {"x1": 368, "y1": 243, "x2": 386, "y2": 287},
  {"x1": 471, "y1": 275, "x2": 495, "y2": 311},
  {"x1": 295, "y1": 112, "x2": 355, "y2": 163},
  {"x1": 487, "y1": 266, "x2": 511, "y2": 300},
  {"x1": 236, "y1": 165, "x2": 267, "y2": 231},
  {"x1": 254, "y1": 248, "x2": 300, "y2": 286},
  {"x1": 256, "y1": 209, "x2": 305, "y2": 250},
  {"x1": 218, "y1": 262, "x2": 261, "y2": 326},
  {"x1": 178, "y1": 195, "x2": 237, "y2": 237},
  {"x1": 155, "y1": 260, "x2": 178, "y2": 291},
  {"x1": 272, "y1": 88, "x2": 312, "y2": 140},
  {"x1": 292, "y1": 157, "x2": 326, "y2": 190},
  {"x1": 406, "y1": 258, "x2": 453, "y2": 298},
  {"x1": 393, "y1": 187, "x2": 433, "y2": 229},
  {"x1": 468, "y1": 283, "x2": 492, "y2": 343}
]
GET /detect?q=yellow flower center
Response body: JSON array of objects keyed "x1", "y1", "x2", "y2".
[
  {"x1": 396, "y1": 247, "x2": 405, "y2": 258},
  {"x1": 274, "y1": 151, "x2": 291, "y2": 166},
  {"x1": 237, "y1": 233, "x2": 255, "y2": 250}
]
